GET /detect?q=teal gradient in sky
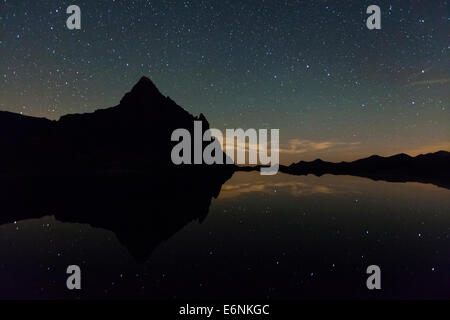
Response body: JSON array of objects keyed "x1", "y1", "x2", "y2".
[{"x1": 0, "y1": 0, "x2": 448, "y2": 163}]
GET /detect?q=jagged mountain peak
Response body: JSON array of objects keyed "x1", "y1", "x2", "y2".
[{"x1": 119, "y1": 76, "x2": 165, "y2": 106}]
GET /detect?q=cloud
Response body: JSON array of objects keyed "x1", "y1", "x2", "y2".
[
  {"x1": 406, "y1": 65, "x2": 450, "y2": 87},
  {"x1": 214, "y1": 134, "x2": 359, "y2": 156},
  {"x1": 409, "y1": 78, "x2": 450, "y2": 86},
  {"x1": 279, "y1": 139, "x2": 360, "y2": 155},
  {"x1": 219, "y1": 135, "x2": 260, "y2": 153}
]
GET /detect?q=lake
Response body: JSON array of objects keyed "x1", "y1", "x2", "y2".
[{"x1": 1, "y1": 172, "x2": 449, "y2": 299}]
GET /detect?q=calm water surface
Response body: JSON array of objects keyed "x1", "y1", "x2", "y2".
[{"x1": 1, "y1": 172, "x2": 449, "y2": 299}]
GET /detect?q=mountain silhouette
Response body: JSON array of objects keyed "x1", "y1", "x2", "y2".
[
  {"x1": 0, "y1": 76, "x2": 226, "y2": 175},
  {"x1": 280, "y1": 151, "x2": 450, "y2": 190},
  {"x1": 0, "y1": 76, "x2": 234, "y2": 262},
  {"x1": 1, "y1": 76, "x2": 449, "y2": 260},
  {"x1": 0, "y1": 175, "x2": 233, "y2": 263}
]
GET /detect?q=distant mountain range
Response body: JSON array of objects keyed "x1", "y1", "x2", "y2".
[
  {"x1": 0, "y1": 75, "x2": 448, "y2": 187},
  {"x1": 279, "y1": 151, "x2": 450, "y2": 189},
  {"x1": 0, "y1": 76, "x2": 448, "y2": 260}
]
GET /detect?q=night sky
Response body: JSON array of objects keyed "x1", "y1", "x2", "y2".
[{"x1": 0, "y1": 0, "x2": 448, "y2": 163}]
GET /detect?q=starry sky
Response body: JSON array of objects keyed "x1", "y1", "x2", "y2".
[{"x1": 0, "y1": 0, "x2": 449, "y2": 164}]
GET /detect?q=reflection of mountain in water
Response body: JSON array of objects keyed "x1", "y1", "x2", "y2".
[
  {"x1": 0, "y1": 76, "x2": 448, "y2": 262},
  {"x1": 0, "y1": 76, "x2": 234, "y2": 262},
  {"x1": 278, "y1": 151, "x2": 450, "y2": 190},
  {"x1": 0, "y1": 173, "x2": 231, "y2": 263}
]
